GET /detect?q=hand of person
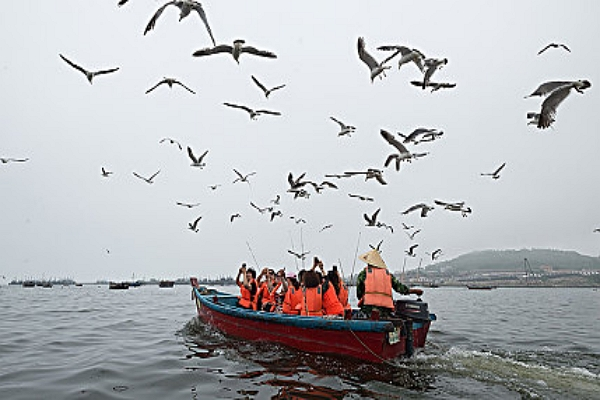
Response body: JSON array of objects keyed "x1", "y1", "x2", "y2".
[{"x1": 410, "y1": 288, "x2": 423, "y2": 296}]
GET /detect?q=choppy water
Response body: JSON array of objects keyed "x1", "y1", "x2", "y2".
[{"x1": 0, "y1": 284, "x2": 598, "y2": 399}]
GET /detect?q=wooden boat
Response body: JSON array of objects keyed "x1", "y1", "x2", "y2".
[
  {"x1": 158, "y1": 280, "x2": 175, "y2": 288},
  {"x1": 190, "y1": 277, "x2": 435, "y2": 363},
  {"x1": 109, "y1": 281, "x2": 129, "y2": 290}
]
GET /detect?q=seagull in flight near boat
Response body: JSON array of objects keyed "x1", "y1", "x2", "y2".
[
  {"x1": 101, "y1": 167, "x2": 113, "y2": 177},
  {"x1": 319, "y1": 224, "x2": 333, "y2": 232},
  {"x1": 481, "y1": 162, "x2": 506, "y2": 179},
  {"x1": 232, "y1": 169, "x2": 256, "y2": 184},
  {"x1": 537, "y1": 42, "x2": 571, "y2": 55},
  {"x1": 187, "y1": 146, "x2": 208, "y2": 168},
  {"x1": 380, "y1": 129, "x2": 412, "y2": 171},
  {"x1": 270, "y1": 195, "x2": 281, "y2": 205},
  {"x1": 364, "y1": 208, "x2": 381, "y2": 227},
  {"x1": 527, "y1": 80, "x2": 592, "y2": 129},
  {"x1": 406, "y1": 229, "x2": 421, "y2": 240},
  {"x1": 230, "y1": 213, "x2": 241, "y2": 222},
  {"x1": 251, "y1": 75, "x2": 286, "y2": 99},
  {"x1": 330, "y1": 117, "x2": 356, "y2": 137},
  {"x1": 208, "y1": 184, "x2": 221, "y2": 190},
  {"x1": 344, "y1": 169, "x2": 387, "y2": 185},
  {"x1": 401, "y1": 223, "x2": 414, "y2": 230},
  {"x1": 223, "y1": 103, "x2": 281, "y2": 120},
  {"x1": 397, "y1": 128, "x2": 442, "y2": 145},
  {"x1": 402, "y1": 203, "x2": 434, "y2": 218},
  {"x1": 193, "y1": 39, "x2": 276, "y2": 63},
  {"x1": 145, "y1": 77, "x2": 196, "y2": 94},
  {"x1": 369, "y1": 240, "x2": 384, "y2": 252},
  {"x1": 422, "y1": 58, "x2": 448, "y2": 89},
  {"x1": 410, "y1": 80, "x2": 456, "y2": 92},
  {"x1": 348, "y1": 193, "x2": 374, "y2": 202},
  {"x1": 1, "y1": 157, "x2": 29, "y2": 164},
  {"x1": 176, "y1": 201, "x2": 200, "y2": 208},
  {"x1": 159, "y1": 137, "x2": 183, "y2": 150},
  {"x1": 144, "y1": 0, "x2": 215, "y2": 46},
  {"x1": 59, "y1": 54, "x2": 119, "y2": 84},
  {"x1": 357, "y1": 37, "x2": 398, "y2": 82},
  {"x1": 405, "y1": 244, "x2": 419, "y2": 257},
  {"x1": 377, "y1": 45, "x2": 425, "y2": 72},
  {"x1": 132, "y1": 170, "x2": 161, "y2": 184},
  {"x1": 250, "y1": 201, "x2": 273, "y2": 214},
  {"x1": 428, "y1": 248, "x2": 443, "y2": 260},
  {"x1": 288, "y1": 250, "x2": 310, "y2": 260},
  {"x1": 188, "y1": 215, "x2": 202, "y2": 232}
]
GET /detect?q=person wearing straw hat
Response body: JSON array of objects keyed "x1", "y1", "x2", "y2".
[{"x1": 356, "y1": 249, "x2": 423, "y2": 319}]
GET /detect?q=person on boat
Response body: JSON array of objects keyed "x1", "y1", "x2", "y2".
[
  {"x1": 236, "y1": 263, "x2": 258, "y2": 310},
  {"x1": 296, "y1": 269, "x2": 324, "y2": 316},
  {"x1": 282, "y1": 272, "x2": 302, "y2": 315},
  {"x1": 327, "y1": 266, "x2": 352, "y2": 312},
  {"x1": 256, "y1": 267, "x2": 282, "y2": 312},
  {"x1": 312, "y1": 259, "x2": 345, "y2": 317},
  {"x1": 356, "y1": 249, "x2": 423, "y2": 319}
]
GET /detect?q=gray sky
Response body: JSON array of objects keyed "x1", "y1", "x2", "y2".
[{"x1": 2, "y1": 1, "x2": 599, "y2": 282}]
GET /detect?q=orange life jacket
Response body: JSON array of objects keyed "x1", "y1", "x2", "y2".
[
  {"x1": 322, "y1": 282, "x2": 344, "y2": 316},
  {"x1": 238, "y1": 279, "x2": 257, "y2": 310},
  {"x1": 360, "y1": 267, "x2": 394, "y2": 309},
  {"x1": 299, "y1": 285, "x2": 324, "y2": 316},
  {"x1": 282, "y1": 286, "x2": 302, "y2": 315},
  {"x1": 257, "y1": 281, "x2": 281, "y2": 311},
  {"x1": 337, "y1": 283, "x2": 351, "y2": 310}
]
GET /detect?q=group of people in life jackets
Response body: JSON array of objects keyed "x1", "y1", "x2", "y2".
[{"x1": 235, "y1": 248, "x2": 424, "y2": 319}]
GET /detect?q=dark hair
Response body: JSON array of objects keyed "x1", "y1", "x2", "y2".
[
  {"x1": 246, "y1": 268, "x2": 256, "y2": 279},
  {"x1": 288, "y1": 277, "x2": 300, "y2": 290},
  {"x1": 327, "y1": 270, "x2": 340, "y2": 294},
  {"x1": 303, "y1": 270, "x2": 321, "y2": 288}
]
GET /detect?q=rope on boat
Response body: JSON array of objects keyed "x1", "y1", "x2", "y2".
[{"x1": 346, "y1": 323, "x2": 395, "y2": 365}]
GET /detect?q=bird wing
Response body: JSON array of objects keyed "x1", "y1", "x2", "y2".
[
  {"x1": 144, "y1": 1, "x2": 175, "y2": 35},
  {"x1": 174, "y1": 80, "x2": 196, "y2": 94},
  {"x1": 132, "y1": 172, "x2": 146, "y2": 181},
  {"x1": 223, "y1": 102, "x2": 253, "y2": 114},
  {"x1": 233, "y1": 168, "x2": 244, "y2": 180},
  {"x1": 493, "y1": 162, "x2": 507, "y2": 175},
  {"x1": 560, "y1": 44, "x2": 571, "y2": 52},
  {"x1": 197, "y1": 150, "x2": 209, "y2": 162},
  {"x1": 538, "y1": 84, "x2": 573, "y2": 129},
  {"x1": 537, "y1": 44, "x2": 553, "y2": 55},
  {"x1": 380, "y1": 129, "x2": 409, "y2": 153},
  {"x1": 191, "y1": 3, "x2": 216, "y2": 46},
  {"x1": 59, "y1": 54, "x2": 88, "y2": 76},
  {"x1": 93, "y1": 67, "x2": 120, "y2": 77},
  {"x1": 270, "y1": 84, "x2": 286, "y2": 92},
  {"x1": 187, "y1": 146, "x2": 198, "y2": 163},
  {"x1": 357, "y1": 37, "x2": 378, "y2": 70},
  {"x1": 240, "y1": 46, "x2": 277, "y2": 58},
  {"x1": 256, "y1": 109, "x2": 281, "y2": 116},
  {"x1": 148, "y1": 170, "x2": 161, "y2": 180},
  {"x1": 192, "y1": 44, "x2": 233, "y2": 57},
  {"x1": 145, "y1": 80, "x2": 165, "y2": 94},
  {"x1": 330, "y1": 116, "x2": 345, "y2": 128},
  {"x1": 402, "y1": 204, "x2": 420, "y2": 214},
  {"x1": 251, "y1": 75, "x2": 268, "y2": 93},
  {"x1": 526, "y1": 81, "x2": 572, "y2": 97}
]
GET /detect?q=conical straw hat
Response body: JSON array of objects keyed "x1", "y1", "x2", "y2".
[{"x1": 358, "y1": 249, "x2": 387, "y2": 269}]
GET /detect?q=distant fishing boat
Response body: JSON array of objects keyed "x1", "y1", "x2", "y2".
[
  {"x1": 109, "y1": 281, "x2": 129, "y2": 290},
  {"x1": 22, "y1": 280, "x2": 36, "y2": 288},
  {"x1": 190, "y1": 277, "x2": 436, "y2": 363},
  {"x1": 467, "y1": 284, "x2": 496, "y2": 290},
  {"x1": 158, "y1": 280, "x2": 175, "y2": 288}
]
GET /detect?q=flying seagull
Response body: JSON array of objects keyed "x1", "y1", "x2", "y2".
[
  {"x1": 132, "y1": 170, "x2": 161, "y2": 184},
  {"x1": 223, "y1": 102, "x2": 281, "y2": 119},
  {"x1": 527, "y1": 80, "x2": 592, "y2": 129},
  {"x1": 144, "y1": 0, "x2": 215, "y2": 46},
  {"x1": 187, "y1": 146, "x2": 208, "y2": 168},
  {"x1": 320, "y1": 224, "x2": 333, "y2": 232},
  {"x1": 348, "y1": 193, "x2": 374, "y2": 202},
  {"x1": 101, "y1": 167, "x2": 113, "y2": 177},
  {"x1": 364, "y1": 208, "x2": 381, "y2": 227},
  {"x1": 410, "y1": 80, "x2": 456, "y2": 92},
  {"x1": 377, "y1": 45, "x2": 425, "y2": 72},
  {"x1": 145, "y1": 77, "x2": 196, "y2": 94},
  {"x1": 380, "y1": 129, "x2": 412, "y2": 171},
  {"x1": 344, "y1": 169, "x2": 387, "y2": 185},
  {"x1": 402, "y1": 203, "x2": 434, "y2": 218},
  {"x1": 188, "y1": 215, "x2": 202, "y2": 232},
  {"x1": 193, "y1": 39, "x2": 276, "y2": 63},
  {"x1": 230, "y1": 213, "x2": 241, "y2": 222},
  {"x1": 251, "y1": 75, "x2": 286, "y2": 99},
  {"x1": 357, "y1": 37, "x2": 398, "y2": 82},
  {"x1": 330, "y1": 117, "x2": 356, "y2": 137},
  {"x1": 405, "y1": 244, "x2": 419, "y2": 257},
  {"x1": 481, "y1": 162, "x2": 506, "y2": 179},
  {"x1": 406, "y1": 229, "x2": 421, "y2": 240},
  {"x1": 59, "y1": 54, "x2": 119, "y2": 84},
  {"x1": 232, "y1": 169, "x2": 256, "y2": 184},
  {"x1": 208, "y1": 184, "x2": 221, "y2": 190},
  {"x1": 250, "y1": 201, "x2": 272, "y2": 214},
  {"x1": 422, "y1": 58, "x2": 448, "y2": 89},
  {"x1": 1, "y1": 157, "x2": 29, "y2": 164},
  {"x1": 159, "y1": 137, "x2": 183, "y2": 150},
  {"x1": 176, "y1": 201, "x2": 200, "y2": 208},
  {"x1": 288, "y1": 250, "x2": 310, "y2": 260},
  {"x1": 429, "y1": 248, "x2": 443, "y2": 260},
  {"x1": 537, "y1": 43, "x2": 571, "y2": 55}
]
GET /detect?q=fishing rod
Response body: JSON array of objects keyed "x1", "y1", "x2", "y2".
[
  {"x1": 288, "y1": 230, "x2": 299, "y2": 271},
  {"x1": 245, "y1": 241, "x2": 260, "y2": 269},
  {"x1": 300, "y1": 226, "x2": 305, "y2": 270},
  {"x1": 350, "y1": 230, "x2": 361, "y2": 285}
]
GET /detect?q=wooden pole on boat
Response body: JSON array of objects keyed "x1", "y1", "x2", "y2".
[{"x1": 245, "y1": 241, "x2": 260, "y2": 269}]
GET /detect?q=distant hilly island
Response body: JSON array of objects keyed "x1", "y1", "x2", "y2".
[{"x1": 425, "y1": 248, "x2": 600, "y2": 273}]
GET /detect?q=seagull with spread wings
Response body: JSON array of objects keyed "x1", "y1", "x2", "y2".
[
  {"x1": 251, "y1": 75, "x2": 286, "y2": 99},
  {"x1": 59, "y1": 54, "x2": 119, "y2": 84},
  {"x1": 364, "y1": 208, "x2": 381, "y2": 227},
  {"x1": 330, "y1": 116, "x2": 356, "y2": 137},
  {"x1": 144, "y1": 0, "x2": 215, "y2": 46},
  {"x1": 525, "y1": 80, "x2": 591, "y2": 129},
  {"x1": 132, "y1": 170, "x2": 161, "y2": 184},
  {"x1": 377, "y1": 45, "x2": 425, "y2": 72},
  {"x1": 187, "y1": 146, "x2": 208, "y2": 168},
  {"x1": 481, "y1": 162, "x2": 506, "y2": 179},
  {"x1": 232, "y1": 169, "x2": 256, "y2": 184},
  {"x1": 402, "y1": 203, "x2": 434, "y2": 218},
  {"x1": 348, "y1": 193, "x2": 374, "y2": 202},
  {"x1": 405, "y1": 244, "x2": 419, "y2": 257},
  {"x1": 344, "y1": 169, "x2": 387, "y2": 185},
  {"x1": 410, "y1": 80, "x2": 456, "y2": 92},
  {"x1": 380, "y1": 129, "x2": 413, "y2": 171},
  {"x1": 422, "y1": 57, "x2": 448, "y2": 89},
  {"x1": 159, "y1": 137, "x2": 183, "y2": 150},
  {"x1": 537, "y1": 43, "x2": 571, "y2": 55},
  {"x1": 223, "y1": 102, "x2": 281, "y2": 120},
  {"x1": 188, "y1": 216, "x2": 202, "y2": 232},
  {"x1": 1, "y1": 157, "x2": 29, "y2": 164},
  {"x1": 357, "y1": 37, "x2": 399, "y2": 82},
  {"x1": 145, "y1": 77, "x2": 196, "y2": 94},
  {"x1": 193, "y1": 39, "x2": 276, "y2": 63},
  {"x1": 176, "y1": 201, "x2": 200, "y2": 208},
  {"x1": 288, "y1": 250, "x2": 310, "y2": 260},
  {"x1": 101, "y1": 167, "x2": 113, "y2": 177}
]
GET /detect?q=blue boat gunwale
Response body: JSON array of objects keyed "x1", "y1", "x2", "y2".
[{"x1": 193, "y1": 287, "x2": 401, "y2": 333}]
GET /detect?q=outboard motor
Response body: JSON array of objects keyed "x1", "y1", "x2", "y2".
[{"x1": 394, "y1": 298, "x2": 431, "y2": 321}]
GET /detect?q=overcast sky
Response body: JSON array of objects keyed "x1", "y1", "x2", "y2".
[{"x1": 1, "y1": 1, "x2": 599, "y2": 282}]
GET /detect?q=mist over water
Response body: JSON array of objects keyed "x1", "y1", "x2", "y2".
[{"x1": 0, "y1": 284, "x2": 597, "y2": 399}]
